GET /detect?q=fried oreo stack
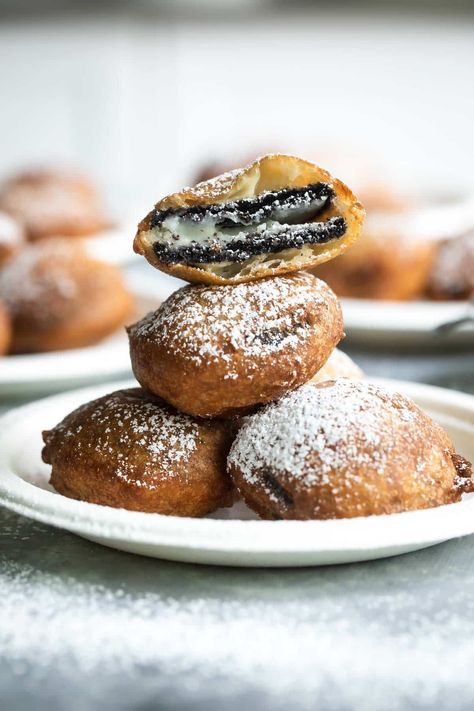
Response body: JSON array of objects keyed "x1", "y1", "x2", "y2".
[
  {"x1": 128, "y1": 154, "x2": 365, "y2": 419},
  {"x1": 42, "y1": 156, "x2": 474, "y2": 522},
  {"x1": 43, "y1": 155, "x2": 370, "y2": 517}
]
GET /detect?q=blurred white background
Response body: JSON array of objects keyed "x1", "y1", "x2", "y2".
[{"x1": 0, "y1": 2, "x2": 473, "y2": 212}]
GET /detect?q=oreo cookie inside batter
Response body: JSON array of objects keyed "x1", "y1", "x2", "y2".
[{"x1": 147, "y1": 183, "x2": 346, "y2": 265}]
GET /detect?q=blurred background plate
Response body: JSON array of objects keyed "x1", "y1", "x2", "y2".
[{"x1": 342, "y1": 297, "x2": 474, "y2": 347}]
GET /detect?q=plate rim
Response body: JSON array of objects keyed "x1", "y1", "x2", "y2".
[{"x1": 341, "y1": 296, "x2": 474, "y2": 340}]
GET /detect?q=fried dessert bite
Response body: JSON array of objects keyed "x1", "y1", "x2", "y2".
[
  {"x1": 0, "y1": 211, "x2": 24, "y2": 267},
  {"x1": 0, "y1": 239, "x2": 133, "y2": 353},
  {"x1": 0, "y1": 168, "x2": 106, "y2": 241},
  {"x1": 427, "y1": 232, "x2": 474, "y2": 300},
  {"x1": 134, "y1": 154, "x2": 365, "y2": 285},
  {"x1": 195, "y1": 156, "x2": 406, "y2": 213},
  {"x1": 0, "y1": 300, "x2": 11, "y2": 355},
  {"x1": 42, "y1": 388, "x2": 236, "y2": 516},
  {"x1": 310, "y1": 347, "x2": 363, "y2": 384},
  {"x1": 128, "y1": 272, "x2": 343, "y2": 418},
  {"x1": 312, "y1": 216, "x2": 436, "y2": 300},
  {"x1": 228, "y1": 380, "x2": 473, "y2": 520}
]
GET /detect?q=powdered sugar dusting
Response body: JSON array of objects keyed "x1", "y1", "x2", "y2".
[
  {"x1": 3, "y1": 516, "x2": 474, "y2": 711},
  {"x1": 130, "y1": 273, "x2": 336, "y2": 374},
  {"x1": 160, "y1": 153, "x2": 316, "y2": 208},
  {"x1": 46, "y1": 389, "x2": 199, "y2": 489},
  {"x1": 194, "y1": 167, "x2": 243, "y2": 197},
  {"x1": 229, "y1": 380, "x2": 422, "y2": 491},
  {"x1": 0, "y1": 240, "x2": 80, "y2": 322},
  {"x1": 0, "y1": 171, "x2": 103, "y2": 237}
]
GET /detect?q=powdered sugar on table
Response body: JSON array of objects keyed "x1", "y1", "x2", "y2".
[
  {"x1": 229, "y1": 380, "x2": 416, "y2": 487},
  {"x1": 2, "y1": 507, "x2": 474, "y2": 711}
]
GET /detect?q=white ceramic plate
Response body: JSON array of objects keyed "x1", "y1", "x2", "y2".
[
  {"x1": 0, "y1": 292, "x2": 160, "y2": 399},
  {"x1": 342, "y1": 298, "x2": 474, "y2": 347},
  {"x1": 0, "y1": 377, "x2": 473, "y2": 567}
]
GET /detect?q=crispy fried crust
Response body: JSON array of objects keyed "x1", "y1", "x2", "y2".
[
  {"x1": 312, "y1": 219, "x2": 436, "y2": 301},
  {"x1": 42, "y1": 388, "x2": 237, "y2": 516},
  {"x1": 228, "y1": 380, "x2": 474, "y2": 520},
  {"x1": 0, "y1": 169, "x2": 106, "y2": 241},
  {"x1": 427, "y1": 232, "x2": 474, "y2": 301},
  {"x1": 127, "y1": 272, "x2": 344, "y2": 418},
  {"x1": 134, "y1": 154, "x2": 365, "y2": 285},
  {"x1": 0, "y1": 239, "x2": 134, "y2": 354}
]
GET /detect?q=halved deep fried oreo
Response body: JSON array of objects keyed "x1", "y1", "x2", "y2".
[{"x1": 134, "y1": 154, "x2": 365, "y2": 284}]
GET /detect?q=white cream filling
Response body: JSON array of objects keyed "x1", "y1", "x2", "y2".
[
  {"x1": 157, "y1": 216, "x2": 279, "y2": 246},
  {"x1": 156, "y1": 198, "x2": 329, "y2": 247}
]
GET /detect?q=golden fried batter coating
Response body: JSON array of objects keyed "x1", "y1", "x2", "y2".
[
  {"x1": 0, "y1": 211, "x2": 24, "y2": 267},
  {"x1": 0, "y1": 239, "x2": 133, "y2": 354},
  {"x1": 42, "y1": 388, "x2": 236, "y2": 516},
  {"x1": 0, "y1": 169, "x2": 106, "y2": 241},
  {"x1": 427, "y1": 232, "x2": 474, "y2": 300},
  {"x1": 134, "y1": 154, "x2": 364, "y2": 285},
  {"x1": 228, "y1": 380, "x2": 473, "y2": 520},
  {"x1": 310, "y1": 347, "x2": 363, "y2": 384},
  {"x1": 312, "y1": 219, "x2": 435, "y2": 301},
  {"x1": 128, "y1": 272, "x2": 343, "y2": 418},
  {"x1": 0, "y1": 300, "x2": 11, "y2": 355}
]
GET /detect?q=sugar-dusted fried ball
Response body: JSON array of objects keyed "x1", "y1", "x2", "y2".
[
  {"x1": 0, "y1": 210, "x2": 24, "y2": 267},
  {"x1": 128, "y1": 272, "x2": 343, "y2": 418},
  {"x1": 0, "y1": 168, "x2": 106, "y2": 241},
  {"x1": 310, "y1": 347, "x2": 363, "y2": 384},
  {"x1": 42, "y1": 388, "x2": 236, "y2": 516},
  {"x1": 228, "y1": 380, "x2": 473, "y2": 520}
]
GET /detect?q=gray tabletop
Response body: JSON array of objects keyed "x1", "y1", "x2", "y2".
[{"x1": 1, "y1": 270, "x2": 474, "y2": 711}]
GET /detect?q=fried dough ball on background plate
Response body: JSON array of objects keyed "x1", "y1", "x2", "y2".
[
  {"x1": 310, "y1": 347, "x2": 363, "y2": 384},
  {"x1": 0, "y1": 299, "x2": 11, "y2": 355},
  {"x1": 128, "y1": 272, "x2": 343, "y2": 418},
  {"x1": 228, "y1": 380, "x2": 473, "y2": 521},
  {"x1": 312, "y1": 220, "x2": 436, "y2": 301},
  {"x1": 42, "y1": 388, "x2": 236, "y2": 516},
  {"x1": 0, "y1": 239, "x2": 133, "y2": 353},
  {"x1": 0, "y1": 210, "x2": 24, "y2": 267},
  {"x1": 427, "y1": 231, "x2": 474, "y2": 300},
  {"x1": 0, "y1": 168, "x2": 106, "y2": 241},
  {"x1": 134, "y1": 154, "x2": 365, "y2": 285}
]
